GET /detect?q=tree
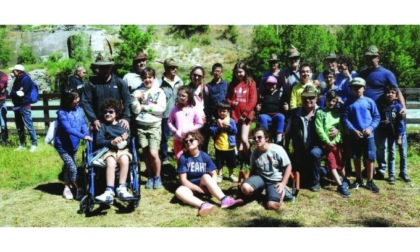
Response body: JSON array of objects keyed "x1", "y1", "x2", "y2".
[
  {"x1": 114, "y1": 25, "x2": 155, "y2": 76},
  {"x1": 17, "y1": 44, "x2": 37, "y2": 64}
]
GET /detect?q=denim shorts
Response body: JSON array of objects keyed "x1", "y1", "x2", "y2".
[
  {"x1": 351, "y1": 137, "x2": 376, "y2": 161},
  {"x1": 244, "y1": 175, "x2": 293, "y2": 202}
]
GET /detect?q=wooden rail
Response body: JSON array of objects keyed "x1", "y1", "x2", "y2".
[{"x1": 4, "y1": 89, "x2": 420, "y2": 135}]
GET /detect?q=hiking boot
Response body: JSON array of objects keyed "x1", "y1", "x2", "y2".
[
  {"x1": 337, "y1": 184, "x2": 351, "y2": 197},
  {"x1": 399, "y1": 173, "x2": 412, "y2": 183},
  {"x1": 198, "y1": 202, "x2": 216, "y2": 217},
  {"x1": 95, "y1": 190, "x2": 115, "y2": 203},
  {"x1": 220, "y1": 196, "x2": 243, "y2": 209},
  {"x1": 29, "y1": 145, "x2": 37, "y2": 153},
  {"x1": 153, "y1": 177, "x2": 162, "y2": 189},
  {"x1": 76, "y1": 188, "x2": 84, "y2": 201},
  {"x1": 388, "y1": 175, "x2": 396, "y2": 185},
  {"x1": 229, "y1": 174, "x2": 238, "y2": 183},
  {"x1": 116, "y1": 186, "x2": 133, "y2": 200},
  {"x1": 217, "y1": 175, "x2": 223, "y2": 183},
  {"x1": 145, "y1": 177, "x2": 154, "y2": 189},
  {"x1": 365, "y1": 180, "x2": 380, "y2": 193},
  {"x1": 350, "y1": 179, "x2": 364, "y2": 189},
  {"x1": 14, "y1": 145, "x2": 26, "y2": 151},
  {"x1": 62, "y1": 188, "x2": 73, "y2": 200},
  {"x1": 310, "y1": 183, "x2": 321, "y2": 192}
]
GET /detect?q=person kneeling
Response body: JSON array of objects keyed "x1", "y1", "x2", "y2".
[
  {"x1": 240, "y1": 127, "x2": 294, "y2": 210},
  {"x1": 175, "y1": 131, "x2": 243, "y2": 217}
]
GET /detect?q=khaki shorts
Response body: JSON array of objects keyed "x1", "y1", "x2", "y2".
[
  {"x1": 136, "y1": 124, "x2": 161, "y2": 150},
  {"x1": 102, "y1": 148, "x2": 132, "y2": 162}
]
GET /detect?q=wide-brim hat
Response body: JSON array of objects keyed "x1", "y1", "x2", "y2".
[
  {"x1": 9, "y1": 64, "x2": 25, "y2": 72},
  {"x1": 268, "y1": 54, "x2": 279, "y2": 62},
  {"x1": 163, "y1": 58, "x2": 178, "y2": 68},
  {"x1": 93, "y1": 52, "x2": 114, "y2": 66},
  {"x1": 288, "y1": 45, "x2": 300, "y2": 58},
  {"x1": 133, "y1": 52, "x2": 148, "y2": 61}
]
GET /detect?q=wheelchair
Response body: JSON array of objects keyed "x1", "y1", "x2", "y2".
[{"x1": 78, "y1": 137, "x2": 141, "y2": 214}]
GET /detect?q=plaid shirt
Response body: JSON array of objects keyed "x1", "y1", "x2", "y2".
[{"x1": 0, "y1": 71, "x2": 8, "y2": 101}]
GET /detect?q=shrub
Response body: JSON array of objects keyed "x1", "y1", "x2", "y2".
[{"x1": 17, "y1": 44, "x2": 37, "y2": 64}]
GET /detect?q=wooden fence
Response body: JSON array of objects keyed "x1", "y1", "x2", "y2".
[{"x1": 5, "y1": 89, "x2": 420, "y2": 135}]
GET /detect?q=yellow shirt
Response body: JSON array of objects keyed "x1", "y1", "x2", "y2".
[{"x1": 214, "y1": 116, "x2": 234, "y2": 151}]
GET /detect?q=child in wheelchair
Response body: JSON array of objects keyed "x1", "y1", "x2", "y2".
[{"x1": 94, "y1": 98, "x2": 134, "y2": 203}]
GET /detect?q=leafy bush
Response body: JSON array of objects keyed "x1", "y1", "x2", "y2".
[
  {"x1": 47, "y1": 52, "x2": 63, "y2": 63},
  {"x1": 201, "y1": 37, "x2": 211, "y2": 46},
  {"x1": 17, "y1": 44, "x2": 37, "y2": 64},
  {"x1": 222, "y1": 25, "x2": 238, "y2": 44},
  {"x1": 0, "y1": 27, "x2": 12, "y2": 67}
]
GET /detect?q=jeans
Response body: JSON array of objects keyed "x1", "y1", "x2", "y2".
[
  {"x1": 293, "y1": 146, "x2": 323, "y2": 188},
  {"x1": 14, "y1": 106, "x2": 37, "y2": 146},
  {"x1": 376, "y1": 128, "x2": 408, "y2": 177},
  {"x1": 398, "y1": 132, "x2": 408, "y2": 176},
  {"x1": 159, "y1": 117, "x2": 170, "y2": 161},
  {"x1": 0, "y1": 101, "x2": 7, "y2": 136},
  {"x1": 258, "y1": 113, "x2": 285, "y2": 133}
]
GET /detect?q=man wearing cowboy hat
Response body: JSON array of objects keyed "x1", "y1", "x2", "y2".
[
  {"x1": 158, "y1": 58, "x2": 183, "y2": 164},
  {"x1": 123, "y1": 51, "x2": 160, "y2": 94},
  {"x1": 279, "y1": 45, "x2": 301, "y2": 112},
  {"x1": 9, "y1": 64, "x2": 38, "y2": 152},
  {"x1": 82, "y1": 52, "x2": 131, "y2": 131}
]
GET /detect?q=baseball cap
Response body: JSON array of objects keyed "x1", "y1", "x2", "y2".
[
  {"x1": 350, "y1": 77, "x2": 366, "y2": 86},
  {"x1": 265, "y1": 76, "x2": 278, "y2": 84},
  {"x1": 9, "y1": 64, "x2": 25, "y2": 72}
]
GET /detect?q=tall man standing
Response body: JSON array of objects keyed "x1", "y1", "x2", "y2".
[{"x1": 123, "y1": 52, "x2": 159, "y2": 94}]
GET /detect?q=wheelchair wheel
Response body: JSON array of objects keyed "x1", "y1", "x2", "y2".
[{"x1": 78, "y1": 195, "x2": 95, "y2": 214}]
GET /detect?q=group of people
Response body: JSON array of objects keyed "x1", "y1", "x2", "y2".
[{"x1": 2, "y1": 43, "x2": 412, "y2": 216}]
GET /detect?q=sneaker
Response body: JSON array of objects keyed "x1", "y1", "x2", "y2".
[
  {"x1": 388, "y1": 175, "x2": 396, "y2": 185},
  {"x1": 14, "y1": 145, "x2": 26, "y2": 151},
  {"x1": 92, "y1": 159, "x2": 106, "y2": 168},
  {"x1": 29, "y1": 145, "x2": 37, "y2": 152},
  {"x1": 310, "y1": 183, "x2": 321, "y2": 192},
  {"x1": 198, "y1": 202, "x2": 216, "y2": 217},
  {"x1": 220, "y1": 196, "x2": 243, "y2": 209},
  {"x1": 62, "y1": 188, "x2": 73, "y2": 200},
  {"x1": 145, "y1": 177, "x2": 154, "y2": 189},
  {"x1": 337, "y1": 184, "x2": 351, "y2": 197},
  {"x1": 217, "y1": 175, "x2": 223, "y2": 183},
  {"x1": 375, "y1": 169, "x2": 385, "y2": 180},
  {"x1": 365, "y1": 180, "x2": 380, "y2": 193},
  {"x1": 399, "y1": 173, "x2": 412, "y2": 183},
  {"x1": 153, "y1": 177, "x2": 162, "y2": 189},
  {"x1": 350, "y1": 179, "x2": 364, "y2": 189},
  {"x1": 228, "y1": 174, "x2": 238, "y2": 183},
  {"x1": 76, "y1": 188, "x2": 84, "y2": 200},
  {"x1": 95, "y1": 190, "x2": 115, "y2": 203},
  {"x1": 116, "y1": 186, "x2": 133, "y2": 200}
]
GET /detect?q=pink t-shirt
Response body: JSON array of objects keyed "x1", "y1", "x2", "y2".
[{"x1": 168, "y1": 105, "x2": 203, "y2": 141}]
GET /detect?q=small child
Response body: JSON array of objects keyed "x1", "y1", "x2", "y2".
[
  {"x1": 342, "y1": 77, "x2": 380, "y2": 193},
  {"x1": 168, "y1": 86, "x2": 203, "y2": 161},
  {"x1": 256, "y1": 75, "x2": 285, "y2": 144},
  {"x1": 376, "y1": 85, "x2": 408, "y2": 184},
  {"x1": 95, "y1": 98, "x2": 133, "y2": 203},
  {"x1": 315, "y1": 90, "x2": 350, "y2": 197},
  {"x1": 209, "y1": 100, "x2": 238, "y2": 183},
  {"x1": 131, "y1": 67, "x2": 166, "y2": 190},
  {"x1": 54, "y1": 89, "x2": 92, "y2": 200}
]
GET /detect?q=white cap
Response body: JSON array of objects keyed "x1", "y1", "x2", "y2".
[{"x1": 9, "y1": 64, "x2": 25, "y2": 72}]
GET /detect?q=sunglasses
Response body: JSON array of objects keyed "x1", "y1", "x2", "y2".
[
  {"x1": 183, "y1": 139, "x2": 195, "y2": 145},
  {"x1": 104, "y1": 110, "x2": 115, "y2": 115},
  {"x1": 253, "y1": 135, "x2": 264, "y2": 141}
]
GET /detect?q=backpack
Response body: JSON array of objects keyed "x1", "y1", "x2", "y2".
[{"x1": 29, "y1": 80, "x2": 39, "y2": 104}]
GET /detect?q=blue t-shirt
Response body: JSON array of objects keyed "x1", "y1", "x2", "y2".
[
  {"x1": 177, "y1": 151, "x2": 216, "y2": 183},
  {"x1": 357, "y1": 66, "x2": 398, "y2": 102}
]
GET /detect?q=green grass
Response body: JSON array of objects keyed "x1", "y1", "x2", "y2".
[{"x1": 0, "y1": 133, "x2": 419, "y2": 227}]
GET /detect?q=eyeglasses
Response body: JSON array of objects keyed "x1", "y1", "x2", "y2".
[
  {"x1": 183, "y1": 139, "x2": 195, "y2": 145},
  {"x1": 104, "y1": 110, "x2": 115, "y2": 115},
  {"x1": 192, "y1": 74, "x2": 203, "y2": 79},
  {"x1": 253, "y1": 135, "x2": 264, "y2": 141}
]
